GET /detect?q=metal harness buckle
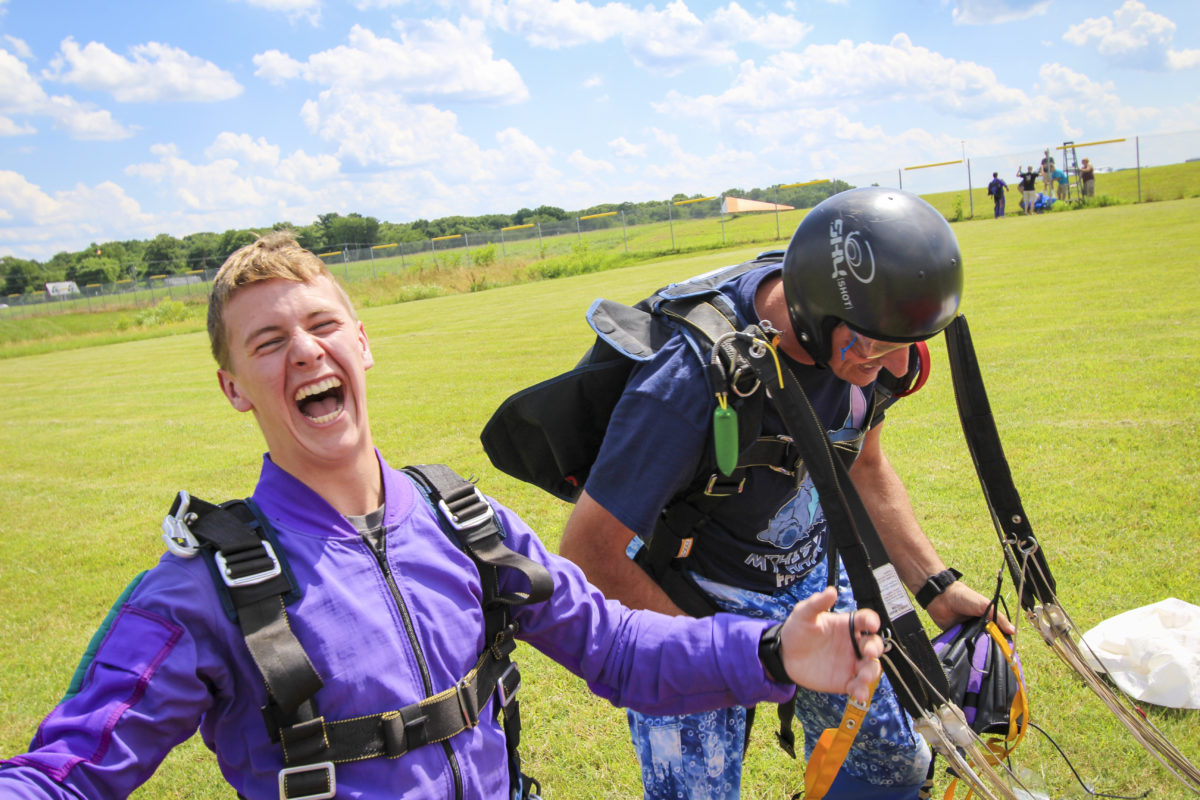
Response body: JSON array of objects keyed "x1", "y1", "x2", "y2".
[
  {"x1": 438, "y1": 485, "x2": 495, "y2": 531},
  {"x1": 496, "y1": 662, "x2": 520, "y2": 708},
  {"x1": 277, "y1": 761, "x2": 336, "y2": 800},
  {"x1": 704, "y1": 473, "x2": 745, "y2": 496},
  {"x1": 456, "y1": 678, "x2": 479, "y2": 729},
  {"x1": 215, "y1": 540, "x2": 283, "y2": 587},
  {"x1": 161, "y1": 491, "x2": 200, "y2": 558}
]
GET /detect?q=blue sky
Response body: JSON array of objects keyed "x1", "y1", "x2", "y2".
[{"x1": 1, "y1": 0, "x2": 1197, "y2": 261}]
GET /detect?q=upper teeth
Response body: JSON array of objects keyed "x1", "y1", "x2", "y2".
[{"x1": 295, "y1": 376, "x2": 341, "y2": 402}]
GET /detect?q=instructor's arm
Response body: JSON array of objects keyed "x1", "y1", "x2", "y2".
[{"x1": 560, "y1": 490, "x2": 686, "y2": 616}]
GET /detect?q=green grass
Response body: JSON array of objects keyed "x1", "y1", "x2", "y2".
[{"x1": 1, "y1": 199, "x2": 1198, "y2": 798}]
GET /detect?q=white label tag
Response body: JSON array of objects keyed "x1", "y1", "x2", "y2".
[{"x1": 873, "y1": 564, "x2": 915, "y2": 620}]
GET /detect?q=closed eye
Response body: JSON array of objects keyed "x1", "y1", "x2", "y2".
[{"x1": 254, "y1": 336, "x2": 285, "y2": 353}]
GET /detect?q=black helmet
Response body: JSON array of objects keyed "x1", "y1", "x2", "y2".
[{"x1": 781, "y1": 187, "x2": 963, "y2": 364}]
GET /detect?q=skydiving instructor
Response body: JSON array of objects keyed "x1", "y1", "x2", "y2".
[{"x1": 559, "y1": 188, "x2": 1013, "y2": 799}]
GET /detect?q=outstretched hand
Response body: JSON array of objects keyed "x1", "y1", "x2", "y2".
[{"x1": 778, "y1": 587, "x2": 883, "y2": 705}]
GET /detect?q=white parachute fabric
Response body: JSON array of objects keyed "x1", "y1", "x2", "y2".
[{"x1": 1080, "y1": 597, "x2": 1200, "y2": 709}]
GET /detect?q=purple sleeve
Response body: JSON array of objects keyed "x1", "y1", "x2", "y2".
[
  {"x1": 0, "y1": 569, "x2": 218, "y2": 798},
  {"x1": 496, "y1": 504, "x2": 794, "y2": 714}
]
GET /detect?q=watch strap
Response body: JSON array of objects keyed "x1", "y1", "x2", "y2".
[
  {"x1": 915, "y1": 568, "x2": 963, "y2": 609},
  {"x1": 758, "y1": 622, "x2": 793, "y2": 684}
]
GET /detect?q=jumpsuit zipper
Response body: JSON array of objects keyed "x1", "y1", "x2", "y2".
[{"x1": 363, "y1": 528, "x2": 466, "y2": 800}]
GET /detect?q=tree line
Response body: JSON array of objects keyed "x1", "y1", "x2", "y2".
[{"x1": 2, "y1": 181, "x2": 847, "y2": 296}]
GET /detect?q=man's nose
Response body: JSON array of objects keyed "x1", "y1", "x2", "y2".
[{"x1": 289, "y1": 330, "x2": 324, "y2": 365}]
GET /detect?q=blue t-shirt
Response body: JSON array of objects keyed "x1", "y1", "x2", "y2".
[{"x1": 585, "y1": 265, "x2": 881, "y2": 593}]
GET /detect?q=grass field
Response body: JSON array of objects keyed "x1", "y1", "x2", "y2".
[
  {"x1": 5, "y1": 159, "x2": 1199, "y2": 340},
  {"x1": 1, "y1": 197, "x2": 1198, "y2": 798}
]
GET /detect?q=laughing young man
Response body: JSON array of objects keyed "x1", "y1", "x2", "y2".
[{"x1": 0, "y1": 232, "x2": 883, "y2": 800}]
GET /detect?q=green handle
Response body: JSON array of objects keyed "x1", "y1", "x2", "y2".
[{"x1": 713, "y1": 405, "x2": 738, "y2": 477}]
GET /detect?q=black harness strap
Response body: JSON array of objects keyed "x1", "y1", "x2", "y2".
[
  {"x1": 183, "y1": 498, "x2": 324, "y2": 721},
  {"x1": 727, "y1": 331, "x2": 953, "y2": 719},
  {"x1": 170, "y1": 465, "x2": 554, "y2": 800},
  {"x1": 401, "y1": 464, "x2": 553, "y2": 799},
  {"x1": 943, "y1": 315, "x2": 1056, "y2": 611}
]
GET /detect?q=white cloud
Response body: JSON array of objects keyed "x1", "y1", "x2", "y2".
[
  {"x1": 205, "y1": 133, "x2": 281, "y2": 168},
  {"x1": 301, "y1": 90, "x2": 476, "y2": 170},
  {"x1": 709, "y1": 3, "x2": 813, "y2": 50},
  {"x1": 0, "y1": 170, "x2": 153, "y2": 260},
  {"x1": 654, "y1": 34, "x2": 1028, "y2": 120},
  {"x1": 253, "y1": 50, "x2": 305, "y2": 85},
  {"x1": 254, "y1": 21, "x2": 527, "y2": 104},
  {"x1": 0, "y1": 116, "x2": 35, "y2": 136},
  {"x1": 951, "y1": 0, "x2": 1050, "y2": 25},
  {"x1": 1063, "y1": 0, "x2": 1199, "y2": 70},
  {"x1": 486, "y1": 0, "x2": 640, "y2": 49},
  {"x1": 485, "y1": 0, "x2": 810, "y2": 73},
  {"x1": 583, "y1": 74, "x2": 603, "y2": 89},
  {"x1": 608, "y1": 136, "x2": 646, "y2": 157},
  {"x1": 126, "y1": 144, "x2": 270, "y2": 210},
  {"x1": 1037, "y1": 62, "x2": 1161, "y2": 132},
  {"x1": 46, "y1": 37, "x2": 243, "y2": 103},
  {"x1": 0, "y1": 48, "x2": 45, "y2": 108},
  {"x1": 568, "y1": 148, "x2": 614, "y2": 174},
  {"x1": 44, "y1": 94, "x2": 134, "y2": 140},
  {"x1": 0, "y1": 47, "x2": 132, "y2": 140},
  {"x1": 0, "y1": 169, "x2": 59, "y2": 221},
  {"x1": 234, "y1": 0, "x2": 321, "y2": 25},
  {"x1": 4, "y1": 35, "x2": 33, "y2": 61},
  {"x1": 277, "y1": 150, "x2": 341, "y2": 184}
]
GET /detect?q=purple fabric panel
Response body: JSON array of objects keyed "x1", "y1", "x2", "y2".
[{"x1": 21, "y1": 606, "x2": 182, "y2": 783}]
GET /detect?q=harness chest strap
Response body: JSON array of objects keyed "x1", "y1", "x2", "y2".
[{"x1": 166, "y1": 465, "x2": 553, "y2": 800}]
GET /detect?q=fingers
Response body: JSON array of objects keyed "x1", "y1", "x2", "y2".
[
  {"x1": 849, "y1": 609, "x2": 884, "y2": 661},
  {"x1": 787, "y1": 585, "x2": 839, "y2": 625},
  {"x1": 988, "y1": 606, "x2": 1016, "y2": 636},
  {"x1": 847, "y1": 659, "x2": 883, "y2": 706}
]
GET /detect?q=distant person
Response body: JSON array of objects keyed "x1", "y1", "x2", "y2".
[
  {"x1": 987, "y1": 171, "x2": 1009, "y2": 218},
  {"x1": 1053, "y1": 168, "x2": 1069, "y2": 201},
  {"x1": 0, "y1": 232, "x2": 884, "y2": 799},
  {"x1": 1017, "y1": 166, "x2": 1038, "y2": 214},
  {"x1": 1040, "y1": 149, "x2": 1055, "y2": 193},
  {"x1": 1080, "y1": 158, "x2": 1096, "y2": 198}
]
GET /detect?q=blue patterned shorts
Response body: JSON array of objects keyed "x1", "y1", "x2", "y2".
[{"x1": 625, "y1": 552, "x2": 930, "y2": 800}]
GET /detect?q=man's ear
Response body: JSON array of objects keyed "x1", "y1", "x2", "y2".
[
  {"x1": 358, "y1": 321, "x2": 374, "y2": 372},
  {"x1": 218, "y1": 368, "x2": 254, "y2": 412}
]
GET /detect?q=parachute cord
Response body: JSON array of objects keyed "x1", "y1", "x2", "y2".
[{"x1": 1025, "y1": 723, "x2": 1150, "y2": 800}]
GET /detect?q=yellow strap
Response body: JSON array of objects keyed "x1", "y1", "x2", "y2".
[
  {"x1": 802, "y1": 675, "x2": 880, "y2": 800},
  {"x1": 985, "y1": 621, "x2": 1030, "y2": 754}
]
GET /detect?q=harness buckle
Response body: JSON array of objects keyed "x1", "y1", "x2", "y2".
[
  {"x1": 704, "y1": 473, "x2": 745, "y2": 496},
  {"x1": 496, "y1": 662, "x2": 520, "y2": 708},
  {"x1": 215, "y1": 540, "x2": 283, "y2": 587},
  {"x1": 456, "y1": 678, "x2": 480, "y2": 729},
  {"x1": 438, "y1": 485, "x2": 495, "y2": 531},
  {"x1": 277, "y1": 761, "x2": 336, "y2": 800},
  {"x1": 161, "y1": 491, "x2": 201, "y2": 558}
]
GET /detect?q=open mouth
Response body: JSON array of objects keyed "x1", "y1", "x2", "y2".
[{"x1": 295, "y1": 376, "x2": 345, "y2": 424}]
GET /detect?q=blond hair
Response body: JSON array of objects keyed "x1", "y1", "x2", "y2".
[{"x1": 207, "y1": 231, "x2": 355, "y2": 370}]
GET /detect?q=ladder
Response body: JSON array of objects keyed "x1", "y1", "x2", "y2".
[{"x1": 1061, "y1": 141, "x2": 1081, "y2": 202}]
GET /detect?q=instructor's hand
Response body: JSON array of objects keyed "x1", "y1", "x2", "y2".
[
  {"x1": 779, "y1": 587, "x2": 882, "y2": 705},
  {"x1": 927, "y1": 582, "x2": 1015, "y2": 635}
]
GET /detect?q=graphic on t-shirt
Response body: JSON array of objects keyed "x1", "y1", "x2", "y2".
[
  {"x1": 750, "y1": 385, "x2": 871, "y2": 585},
  {"x1": 760, "y1": 482, "x2": 822, "y2": 550}
]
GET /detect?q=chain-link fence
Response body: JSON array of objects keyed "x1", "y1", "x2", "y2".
[{"x1": 5, "y1": 129, "x2": 1197, "y2": 319}]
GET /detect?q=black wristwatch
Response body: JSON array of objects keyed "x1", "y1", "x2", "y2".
[
  {"x1": 758, "y1": 622, "x2": 793, "y2": 685},
  {"x1": 915, "y1": 568, "x2": 963, "y2": 609}
]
